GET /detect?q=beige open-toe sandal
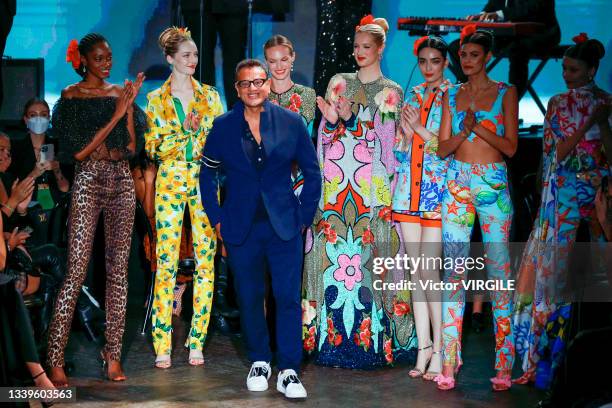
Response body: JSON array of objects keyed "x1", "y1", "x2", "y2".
[
  {"x1": 155, "y1": 355, "x2": 171, "y2": 369},
  {"x1": 188, "y1": 349, "x2": 204, "y2": 367}
]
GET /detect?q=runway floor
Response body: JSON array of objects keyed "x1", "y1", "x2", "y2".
[{"x1": 51, "y1": 303, "x2": 545, "y2": 408}]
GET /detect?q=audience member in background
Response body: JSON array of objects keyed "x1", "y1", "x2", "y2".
[
  {"x1": 1, "y1": 131, "x2": 77, "y2": 343},
  {"x1": 9, "y1": 98, "x2": 70, "y2": 247},
  {"x1": 0, "y1": 212, "x2": 57, "y2": 406},
  {"x1": 512, "y1": 34, "x2": 609, "y2": 390},
  {"x1": 0, "y1": 132, "x2": 38, "y2": 297}
]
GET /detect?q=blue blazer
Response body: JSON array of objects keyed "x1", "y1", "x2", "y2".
[{"x1": 199, "y1": 100, "x2": 322, "y2": 245}]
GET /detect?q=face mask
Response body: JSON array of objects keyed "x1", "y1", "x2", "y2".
[{"x1": 26, "y1": 116, "x2": 50, "y2": 134}]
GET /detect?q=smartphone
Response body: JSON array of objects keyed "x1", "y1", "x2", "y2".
[{"x1": 40, "y1": 144, "x2": 55, "y2": 162}]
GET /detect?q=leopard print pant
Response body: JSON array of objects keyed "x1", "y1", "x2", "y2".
[{"x1": 47, "y1": 160, "x2": 135, "y2": 367}]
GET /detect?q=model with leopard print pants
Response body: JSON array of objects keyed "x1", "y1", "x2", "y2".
[{"x1": 46, "y1": 33, "x2": 146, "y2": 386}]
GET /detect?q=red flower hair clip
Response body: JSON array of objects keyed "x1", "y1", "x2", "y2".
[
  {"x1": 355, "y1": 14, "x2": 375, "y2": 31},
  {"x1": 66, "y1": 39, "x2": 81, "y2": 69},
  {"x1": 176, "y1": 26, "x2": 192, "y2": 38},
  {"x1": 460, "y1": 24, "x2": 477, "y2": 45},
  {"x1": 413, "y1": 36, "x2": 429, "y2": 56},
  {"x1": 572, "y1": 32, "x2": 588, "y2": 44}
]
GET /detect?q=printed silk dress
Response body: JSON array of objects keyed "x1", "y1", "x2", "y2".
[{"x1": 512, "y1": 82, "x2": 610, "y2": 388}]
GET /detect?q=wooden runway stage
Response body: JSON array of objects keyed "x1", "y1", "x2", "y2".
[{"x1": 52, "y1": 303, "x2": 544, "y2": 408}]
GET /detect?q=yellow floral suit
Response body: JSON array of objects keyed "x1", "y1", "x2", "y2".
[{"x1": 145, "y1": 75, "x2": 223, "y2": 355}]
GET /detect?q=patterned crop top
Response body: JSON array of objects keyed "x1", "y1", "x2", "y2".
[{"x1": 449, "y1": 82, "x2": 509, "y2": 142}]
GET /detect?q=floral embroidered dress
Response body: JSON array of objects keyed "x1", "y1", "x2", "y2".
[
  {"x1": 303, "y1": 73, "x2": 417, "y2": 369},
  {"x1": 268, "y1": 83, "x2": 316, "y2": 196},
  {"x1": 512, "y1": 83, "x2": 610, "y2": 388},
  {"x1": 269, "y1": 83, "x2": 316, "y2": 134}
]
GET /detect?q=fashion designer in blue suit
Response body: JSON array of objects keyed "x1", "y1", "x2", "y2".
[{"x1": 199, "y1": 59, "x2": 321, "y2": 399}]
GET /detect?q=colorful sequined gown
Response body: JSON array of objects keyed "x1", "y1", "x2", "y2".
[
  {"x1": 303, "y1": 73, "x2": 417, "y2": 369},
  {"x1": 512, "y1": 82, "x2": 610, "y2": 388}
]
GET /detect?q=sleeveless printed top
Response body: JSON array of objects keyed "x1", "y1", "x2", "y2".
[{"x1": 449, "y1": 82, "x2": 509, "y2": 141}]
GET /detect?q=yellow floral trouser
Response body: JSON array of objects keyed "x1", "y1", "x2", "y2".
[{"x1": 151, "y1": 160, "x2": 216, "y2": 355}]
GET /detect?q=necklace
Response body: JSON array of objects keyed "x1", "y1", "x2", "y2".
[
  {"x1": 464, "y1": 79, "x2": 495, "y2": 110},
  {"x1": 271, "y1": 81, "x2": 294, "y2": 95},
  {"x1": 77, "y1": 83, "x2": 112, "y2": 96}
]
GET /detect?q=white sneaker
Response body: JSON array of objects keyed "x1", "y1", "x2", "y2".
[
  {"x1": 246, "y1": 361, "x2": 271, "y2": 392},
  {"x1": 277, "y1": 369, "x2": 307, "y2": 399}
]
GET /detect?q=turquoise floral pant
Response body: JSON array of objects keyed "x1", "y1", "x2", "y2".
[{"x1": 440, "y1": 159, "x2": 514, "y2": 371}]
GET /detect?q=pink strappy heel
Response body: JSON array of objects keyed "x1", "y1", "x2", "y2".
[
  {"x1": 434, "y1": 374, "x2": 456, "y2": 391},
  {"x1": 490, "y1": 374, "x2": 512, "y2": 391}
]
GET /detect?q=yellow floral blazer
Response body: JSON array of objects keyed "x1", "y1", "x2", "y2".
[{"x1": 144, "y1": 75, "x2": 224, "y2": 162}]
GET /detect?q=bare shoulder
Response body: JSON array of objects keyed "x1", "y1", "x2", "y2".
[
  {"x1": 61, "y1": 84, "x2": 80, "y2": 99},
  {"x1": 107, "y1": 84, "x2": 124, "y2": 97},
  {"x1": 502, "y1": 84, "x2": 518, "y2": 104}
]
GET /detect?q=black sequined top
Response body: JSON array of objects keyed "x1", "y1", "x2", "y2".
[{"x1": 52, "y1": 97, "x2": 146, "y2": 162}]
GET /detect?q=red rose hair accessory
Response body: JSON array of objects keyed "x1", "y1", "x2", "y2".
[
  {"x1": 572, "y1": 32, "x2": 588, "y2": 44},
  {"x1": 355, "y1": 14, "x2": 375, "y2": 31},
  {"x1": 413, "y1": 36, "x2": 429, "y2": 56},
  {"x1": 460, "y1": 24, "x2": 477, "y2": 45},
  {"x1": 66, "y1": 39, "x2": 81, "y2": 69}
]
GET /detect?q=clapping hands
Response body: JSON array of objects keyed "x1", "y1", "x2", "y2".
[
  {"x1": 114, "y1": 72, "x2": 145, "y2": 119},
  {"x1": 316, "y1": 95, "x2": 353, "y2": 124},
  {"x1": 316, "y1": 96, "x2": 339, "y2": 124},
  {"x1": 182, "y1": 111, "x2": 202, "y2": 132},
  {"x1": 336, "y1": 96, "x2": 353, "y2": 121},
  {"x1": 462, "y1": 108, "x2": 477, "y2": 136}
]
